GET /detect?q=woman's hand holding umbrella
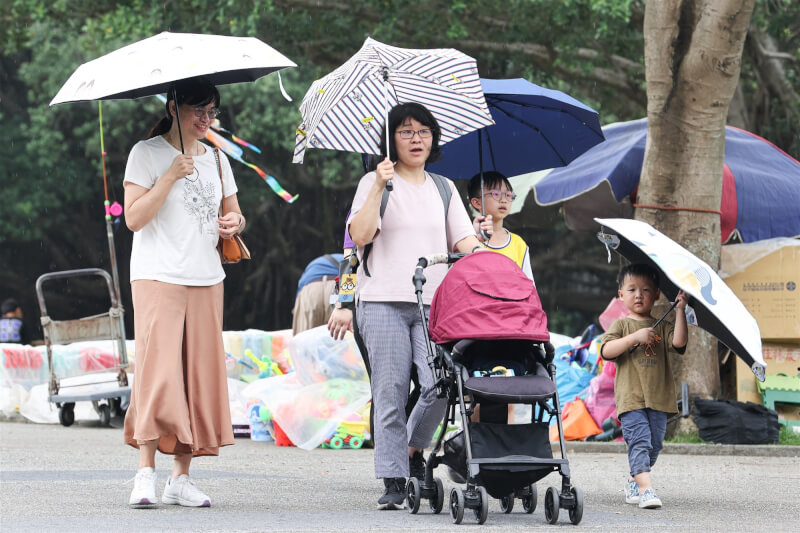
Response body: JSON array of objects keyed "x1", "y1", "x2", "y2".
[
  {"x1": 375, "y1": 158, "x2": 395, "y2": 188},
  {"x1": 167, "y1": 154, "x2": 195, "y2": 182}
]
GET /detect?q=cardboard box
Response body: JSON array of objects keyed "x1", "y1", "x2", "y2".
[
  {"x1": 721, "y1": 239, "x2": 800, "y2": 342},
  {"x1": 736, "y1": 343, "x2": 800, "y2": 422}
]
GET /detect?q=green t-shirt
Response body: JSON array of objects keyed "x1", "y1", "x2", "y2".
[{"x1": 600, "y1": 317, "x2": 686, "y2": 416}]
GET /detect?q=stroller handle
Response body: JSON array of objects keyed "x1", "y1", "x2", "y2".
[{"x1": 413, "y1": 253, "x2": 466, "y2": 293}]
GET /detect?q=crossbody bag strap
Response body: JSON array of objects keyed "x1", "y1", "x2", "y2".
[{"x1": 214, "y1": 147, "x2": 225, "y2": 217}]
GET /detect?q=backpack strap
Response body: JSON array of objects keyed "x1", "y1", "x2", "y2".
[{"x1": 361, "y1": 172, "x2": 451, "y2": 277}]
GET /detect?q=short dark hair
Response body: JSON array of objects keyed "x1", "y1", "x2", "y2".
[
  {"x1": 468, "y1": 171, "x2": 512, "y2": 200},
  {"x1": 618, "y1": 263, "x2": 660, "y2": 289},
  {"x1": 378, "y1": 102, "x2": 442, "y2": 164},
  {"x1": 1, "y1": 298, "x2": 20, "y2": 315},
  {"x1": 148, "y1": 77, "x2": 221, "y2": 139}
]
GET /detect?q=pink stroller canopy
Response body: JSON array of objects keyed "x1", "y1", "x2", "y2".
[{"x1": 429, "y1": 252, "x2": 550, "y2": 344}]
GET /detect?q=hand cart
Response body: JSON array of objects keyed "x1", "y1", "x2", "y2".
[{"x1": 35, "y1": 268, "x2": 130, "y2": 427}]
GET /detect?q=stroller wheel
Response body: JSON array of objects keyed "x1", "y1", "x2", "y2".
[
  {"x1": 430, "y1": 477, "x2": 444, "y2": 514},
  {"x1": 522, "y1": 484, "x2": 537, "y2": 514},
  {"x1": 450, "y1": 487, "x2": 465, "y2": 524},
  {"x1": 499, "y1": 493, "x2": 514, "y2": 513},
  {"x1": 568, "y1": 486, "x2": 584, "y2": 525},
  {"x1": 473, "y1": 486, "x2": 488, "y2": 525},
  {"x1": 544, "y1": 486, "x2": 560, "y2": 524},
  {"x1": 406, "y1": 477, "x2": 421, "y2": 514}
]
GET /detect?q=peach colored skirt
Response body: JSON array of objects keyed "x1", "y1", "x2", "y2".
[{"x1": 124, "y1": 280, "x2": 234, "y2": 456}]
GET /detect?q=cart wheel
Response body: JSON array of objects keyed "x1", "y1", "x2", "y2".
[
  {"x1": 500, "y1": 493, "x2": 515, "y2": 513},
  {"x1": 430, "y1": 477, "x2": 444, "y2": 514},
  {"x1": 522, "y1": 484, "x2": 537, "y2": 514},
  {"x1": 406, "y1": 477, "x2": 421, "y2": 514},
  {"x1": 59, "y1": 403, "x2": 75, "y2": 427},
  {"x1": 450, "y1": 487, "x2": 465, "y2": 524},
  {"x1": 544, "y1": 486, "x2": 560, "y2": 524},
  {"x1": 329, "y1": 436, "x2": 343, "y2": 449},
  {"x1": 568, "y1": 486, "x2": 584, "y2": 525},
  {"x1": 349, "y1": 436, "x2": 363, "y2": 449},
  {"x1": 98, "y1": 404, "x2": 111, "y2": 427},
  {"x1": 474, "y1": 486, "x2": 489, "y2": 525}
]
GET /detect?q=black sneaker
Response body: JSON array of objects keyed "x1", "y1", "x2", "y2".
[
  {"x1": 409, "y1": 451, "x2": 426, "y2": 481},
  {"x1": 377, "y1": 477, "x2": 406, "y2": 510}
]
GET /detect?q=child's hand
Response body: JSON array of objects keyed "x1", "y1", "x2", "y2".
[
  {"x1": 473, "y1": 214, "x2": 493, "y2": 240},
  {"x1": 675, "y1": 290, "x2": 688, "y2": 309},
  {"x1": 631, "y1": 327, "x2": 656, "y2": 347}
]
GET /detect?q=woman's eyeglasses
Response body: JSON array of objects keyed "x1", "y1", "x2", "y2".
[
  {"x1": 191, "y1": 106, "x2": 220, "y2": 120},
  {"x1": 486, "y1": 189, "x2": 517, "y2": 202},
  {"x1": 397, "y1": 128, "x2": 433, "y2": 139}
]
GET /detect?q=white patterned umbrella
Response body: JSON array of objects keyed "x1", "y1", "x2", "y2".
[
  {"x1": 293, "y1": 37, "x2": 494, "y2": 164},
  {"x1": 50, "y1": 32, "x2": 296, "y2": 105},
  {"x1": 596, "y1": 218, "x2": 766, "y2": 381}
]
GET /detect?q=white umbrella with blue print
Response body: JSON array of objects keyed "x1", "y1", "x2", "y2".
[
  {"x1": 595, "y1": 218, "x2": 766, "y2": 381},
  {"x1": 292, "y1": 37, "x2": 494, "y2": 189}
]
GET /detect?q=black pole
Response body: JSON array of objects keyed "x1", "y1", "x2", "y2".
[
  {"x1": 478, "y1": 131, "x2": 490, "y2": 241},
  {"x1": 172, "y1": 85, "x2": 185, "y2": 154}
]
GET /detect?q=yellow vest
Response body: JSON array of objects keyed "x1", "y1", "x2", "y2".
[{"x1": 480, "y1": 231, "x2": 528, "y2": 268}]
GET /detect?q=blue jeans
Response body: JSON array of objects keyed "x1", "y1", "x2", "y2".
[{"x1": 620, "y1": 408, "x2": 667, "y2": 477}]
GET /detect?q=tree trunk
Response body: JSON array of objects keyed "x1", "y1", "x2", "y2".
[{"x1": 640, "y1": 0, "x2": 756, "y2": 434}]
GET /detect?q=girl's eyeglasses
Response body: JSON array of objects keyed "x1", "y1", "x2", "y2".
[{"x1": 191, "y1": 106, "x2": 220, "y2": 120}]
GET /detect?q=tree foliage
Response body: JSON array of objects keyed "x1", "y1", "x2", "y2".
[{"x1": 0, "y1": 0, "x2": 797, "y2": 335}]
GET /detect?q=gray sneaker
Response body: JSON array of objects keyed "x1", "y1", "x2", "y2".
[
  {"x1": 638, "y1": 488, "x2": 662, "y2": 509},
  {"x1": 377, "y1": 477, "x2": 406, "y2": 510}
]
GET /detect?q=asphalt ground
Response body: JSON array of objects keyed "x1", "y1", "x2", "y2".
[{"x1": 0, "y1": 420, "x2": 798, "y2": 532}]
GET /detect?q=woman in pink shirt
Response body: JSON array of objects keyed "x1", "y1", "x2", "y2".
[{"x1": 348, "y1": 102, "x2": 483, "y2": 509}]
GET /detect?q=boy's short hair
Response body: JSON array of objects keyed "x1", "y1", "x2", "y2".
[
  {"x1": 468, "y1": 171, "x2": 512, "y2": 200},
  {"x1": 617, "y1": 263, "x2": 660, "y2": 289},
  {"x1": 1, "y1": 298, "x2": 20, "y2": 315}
]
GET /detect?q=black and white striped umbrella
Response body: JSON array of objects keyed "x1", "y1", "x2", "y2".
[{"x1": 293, "y1": 37, "x2": 494, "y2": 164}]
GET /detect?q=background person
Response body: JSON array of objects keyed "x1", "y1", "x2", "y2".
[
  {"x1": 0, "y1": 298, "x2": 29, "y2": 344},
  {"x1": 348, "y1": 102, "x2": 485, "y2": 510},
  {"x1": 122, "y1": 77, "x2": 242, "y2": 508},
  {"x1": 600, "y1": 263, "x2": 688, "y2": 510}
]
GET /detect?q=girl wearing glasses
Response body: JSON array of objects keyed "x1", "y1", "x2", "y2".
[
  {"x1": 348, "y1": 102, "x2": 485, "y2": 509},
  {"x1": 123, "y1": 77, "x2": 242, "y2": 508},
  {"x1": 468, "y1": 171, "x2": 535, "y2": 283}
]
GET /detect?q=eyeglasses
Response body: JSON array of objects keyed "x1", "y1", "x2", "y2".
[
  {"x1": 485, "y1": 189, "x2": 517, "y2": 202},
  {"x1": 191, "y1": 106, "x2": 220, "y2": 120},
  {"x1": 396, "y1": 128, "x2": 433, "y2": 140}
]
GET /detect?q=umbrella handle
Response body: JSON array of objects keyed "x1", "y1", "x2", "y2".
[
  {"x1": 629, "y1": 300, "x2": 679, "y2": 352},
  {"x1": 382, "y1": 67, "x2": 393, "y2": 192}
]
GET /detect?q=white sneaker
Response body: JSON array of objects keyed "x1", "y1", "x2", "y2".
[
  {"x1": 129, "y1": 467, "x2": 157, "y2": 507},
  {"x1": 162, "y1": 474, "x2": 211, "y2": 507}
]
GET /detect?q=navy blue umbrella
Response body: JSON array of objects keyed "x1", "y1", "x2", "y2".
[
  {"x1": 426, "y1": 78, "x2": 604, "y2": 180},
  {"x1": 533, "y1": 118, "x2": 800, "y2": 243}
]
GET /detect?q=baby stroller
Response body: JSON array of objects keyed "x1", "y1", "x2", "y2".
[{"x1": 407, "y1": 252, "x2": 583, "y2": 525}]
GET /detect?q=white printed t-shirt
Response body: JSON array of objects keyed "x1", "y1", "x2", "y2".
[
  {"x1": 348, "y1": 171, "x2": 475, "y2": 305},
  {"x1": 124, "y1": 136, "x2": 237, "y2": 286}
]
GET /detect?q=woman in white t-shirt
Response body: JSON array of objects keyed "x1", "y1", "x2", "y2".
[
  {"x1": 348, "y1": 102, "x2": 484, "y2": 509},
  {"x1": 122, "y1": 77, "x2": 243, "y2": 508}
]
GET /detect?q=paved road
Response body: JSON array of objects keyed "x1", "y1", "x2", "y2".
[{"x1": 1, "y1": 421, "x2": 798, "y2": 532}]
